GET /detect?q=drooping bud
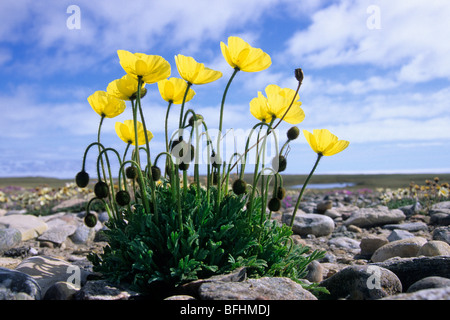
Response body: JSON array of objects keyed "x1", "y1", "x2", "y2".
[
  {"x1": 268, "y1": 197, "x2": 281, "y2": 212},
  {"x1": 287, "y1": 126, "x2": 300, "y2": 140},
  {"x1": 94, "y1": 181, "x2": 109, "y2": 199},
  {"x1": 188, "y1": 114, "x2": 204, "y2": 127},
  {"x1": 151, "y1": 166, "x2": 161, "y2": 181},
  {"x1": 116, "y1": 190, "x2": 131, "y2": 206},
  {"x1": 232, "y1": 179, "x2": 247, "y2": 195},
  {"x1": 179, "y1": 162, "x2": 190, "y2": 171},
  {"x1": 125, "y1": 166, "x2": 138, "y2": 180},
  {"x1": 272, "y1": 155, "x2": 287, "y2": 172},
  {"x1": 210, "y1": 151, "x2": 221, "y2": 168},
  {"x1": 75, "y1": 170, "x2": 90, "y2": 188},
  {"x1": 84, "y1": 212, "x2": 98, "y2": 228},
  {"x1": 295, "y1": 68, "x2": 304, "y2": 83},
  {"x1": 276, "y1": 187, "x2": 286, "y2": 200}
]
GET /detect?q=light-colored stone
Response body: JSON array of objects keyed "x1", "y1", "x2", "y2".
[
  {"x1": 344, "y1": 206, "x2": 405, "y2": 228},
  {"x1": 198, "y1": 277, "x2": 317, "y2": 300},
  {"x1": 328, "y1": 237, "x2": 360, "y2": 251},
  {"x1": 0, "y1": 215, "x2": 48, "y2": 241},
  {"x1": 371, "y1": 237, "x2": 428, "y2": 262},
  {"x1": 37, "y1": 218, "x2": 77, "y2": 245},
  {"x1": 381, "y1": 287, "x2": 450, "y2": 300},
  {"x1": 0, "y1": 228, "x2": 22, "y2": 251},
  {"x1": 15, "y1": 255, "x2": 89, "y2": 296},
  {"x1": 417, "y1": 240, "x2": 450, "y2": 257},
  {"x1": 383, "y1": 222, "x2": 428, "y2": 232},
  {"x1": 282, "y1": 211, "x2": 335, "y2": 237},
  {"x1": 387, "y1": 229, "x2": 415, "y2": 242},
  {"x1": 360, "y1": 235, "x2": 389, "y2": 256},
  {"x1": 0, "y1": 257, "x2": 22, "y2": 269}
]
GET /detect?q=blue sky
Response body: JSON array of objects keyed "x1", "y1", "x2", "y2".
[{"x1": 1, "y1": 0, "x2": 450, "y2": 179}]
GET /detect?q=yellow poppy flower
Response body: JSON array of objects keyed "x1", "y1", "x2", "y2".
[
  {"x1": 157, "y1": 77, "x2": 196, "y2": 104},
  {"x1": 303, "y1": 129, "x2": 349, "y2": 156},
  {"x1": 117, "y1": 50, "x2": 171, "y2": 84},
  {"x1": 220, "y1": 36, "x2": 271, "y2": 72},
  {"x1": 107, "y1": 74, "x2": 146, "y2": 100},
  {"x1": 249, "y1": 84, "x2": 304, "y2": 124},
  {"x1": 88, "y1": 91, "x2": 126, "y2": 118},
  {"x1": 174, "y1": 54, "x2": 222, "y2": 85},
  {"x1": 115, "y1": 120, "x2": 153, "y2": 146}
]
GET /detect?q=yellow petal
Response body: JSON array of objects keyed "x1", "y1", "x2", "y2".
[
  {"x1": 250, "y1": 92, "x2": 271, "y2": 122},
  {"x1": 221, "y1": 36, "x2": 271, "y2": 72},
  {"x1": 175, "y1": 54, "x2": 222, "y2": 85}
]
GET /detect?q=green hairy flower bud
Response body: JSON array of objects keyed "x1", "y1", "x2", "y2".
[
  {"x1": 276, "y1": 187, "x2": 286, "y2": 200},
  {"x1": 272, "y1": 155, "x2": 287, "y2": 172},
  {"x1": 84, "y1": 212, "x2": 98, "y2": 228},
  {"x1": 151, "y1": 166, "x2": 161, "y2": 181},
  {"x1": 94, "y1": 181, "x2": 109, "y2": 199},
  {"x1": 116, "y1": 190, "x2": 131, "y2": 206},
  {"x1": 232, "y1": 179, "x2": 247, "y2": 195},
  {"x1": 287, "y1": 126, "x2": 300, "y2": 140},
  {"x1": 75, "y1": 170, "x2": 89, "y2": 188},
  {"x1": 125, "y1": 166, "x2": 138, "y2": 180},
  {"x1": 268, "y1": 197, "x2": 281, "y2": 212}
]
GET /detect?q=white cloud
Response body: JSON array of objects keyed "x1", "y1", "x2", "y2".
[{"x1": 284, "y1": 0, "x2": 450, "y2": 82}]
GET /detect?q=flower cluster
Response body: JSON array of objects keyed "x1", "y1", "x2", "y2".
[
  {"x1": 380, "y1": 176, "x2": 449, "y2": 211},
  {"x1": 75, "y1": 36, "x2": 349, "y2": 293}
]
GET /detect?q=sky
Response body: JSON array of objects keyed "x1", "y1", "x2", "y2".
[{"x1": 1, "y1": 0, "x2": 450, "y2": 179}]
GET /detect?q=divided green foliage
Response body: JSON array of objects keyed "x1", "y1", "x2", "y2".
[{"x1": 88, "y1": 184, "x2": 325, "y2": 296}]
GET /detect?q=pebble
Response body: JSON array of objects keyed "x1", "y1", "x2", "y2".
[
  {"x1": 0, "y1": 214, "x2": 48, "y2": 241},
  {"x1": 432, "y1": 226, "x2": 450, "y2": 244},
  {"x1": 406, "y1": 276, "x2": 450, "y2": 293},
  {"x1": 14, "y1": 255, "x2": 90, "y2": 297},
  {"x1": 344, "y1": 206, "x2": 406, "y2": 228},
  {"x1": 383, "y1": 222, "x2": 428, "y2": 232},
  {"x1": 0, "y1": 267, "x2": 42, "y2": 300},
  {"x1": 198, "y1": 277, "x2": 317, "y2": 300},
  {"x1": 387, "y1": 229, "x2": 415, "y2": 242},
  {"x1": 282, "y1": 211, "x2": 335, "y2": 237},
  {"x1": 371, "y1": 237, "x2": 428, "y2": 262},
  {"x1": 417, "y1": 240, "x2": 450, "y2": 256},
  {"x1": 319, "y1": 265, "x2": 402, "y2": 300},
  {"x1": 0, "y1": 228, "x2": 22, "y2": 251},
  {"x1": 359, "y1": 235, "x2": 389, "y2": 256}
]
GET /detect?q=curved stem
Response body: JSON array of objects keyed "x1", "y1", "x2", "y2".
[{"x1": 290, "y1": 154, "x2": 323, "y2": 227}]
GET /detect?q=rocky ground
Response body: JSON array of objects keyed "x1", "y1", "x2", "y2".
[{"x1": 1, "y1": 190, "x2": 450, "y2": 300}]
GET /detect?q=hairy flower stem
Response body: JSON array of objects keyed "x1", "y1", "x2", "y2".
[
  {"x1": 290, "y1": 154, "x2": 323, "y2": 227},
  {"x1": 216, "y1": 68, "x2": 239, "y2": 211}
]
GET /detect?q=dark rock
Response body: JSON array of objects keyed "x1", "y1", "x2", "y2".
[
  {"x1": 407, "y1": 276, "x2": 450, "y2": 293},
  {"x1": 0, "y1": 267, "x2": 42, "y2": 300},
  {"x1": 319, "y1": 265, "x2": 402, "y2": 300},
  {"x1": 372, "y1": 256, "x2": 450, "y2": 291}
]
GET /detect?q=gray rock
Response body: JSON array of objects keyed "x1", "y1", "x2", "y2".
[
  {"x1": 0, "y1": 267, "x2": 42, "y2": 300},
  {"x1": 371, "y1": 237, "x2": 428, "y2": 262},
  {"x1": 15, "y1": 255, "x2": 89, "y2": 297},
  {"x1": 417, "y1": 240, "x2": 450, "y2": 256},
  {"x1": 305, "y1": 260, "x2": 323, "y2": 283},
  {"x1": 69, "y1": 223, "x2": 96, "y2": 244},
  {"x1": 383, "y1": 222, "x2": 428, "y2": 232},
  {"x1": 431, "y1": 201, "x2": 450, "y2": 210},
  {"x1": 429, "y1": 212, "x2": 450, "y2": 226},
  {"x1": 381, "y1": 287, "x2": 450, "y2": 300},
  {"x1": 317, "y1": 200, "x2": 333, "y2": 214},
  {"x1": 43, "y1": 281, "x2": 80, "y2": 300},
  {"x1": 387, "y1": 229, "x2": 415, "y2": 242},
  {"x1": 319, "y1": 265, "x2": 402, "y2": 300},
  {"x1": 344, "y1": 206, "x2": 405, "y2": 228},
  {"x1": 0, "y1": 214, "x2": 48, "y2": 241},
  {"x1": 37, "y1": 218, "x2": 77, "y2": 245},
  {"x1": 282, "y1": 211, "x2": 335, "y2": 237},
  {"x1": 328, "y1": 237, "x2": 360, "y2": 251},
  {"x1": 74, "y1": 280, "x2": 138, "y2": 300},
  {"x1": 398, "y1": 201, "x2": 422, "y2": 216},
  {"x1": 0, "y1": 228, "x2": 22, "y2": 251},
  {"x1": 432, "y1": 226, "x2": 450, "y2": 244},
  {"x1": 360, "y1": 235, "x2": 389, "y2": 256},
  {"x1": 373, "y1": 256, "x2": 450, "y2": 290},
  {"x1": 198, "y1": 277, "x2": 317, "y2": 300},
  {"x1": 407, "y1": 276, "x2": 450, "y2": 293}
]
